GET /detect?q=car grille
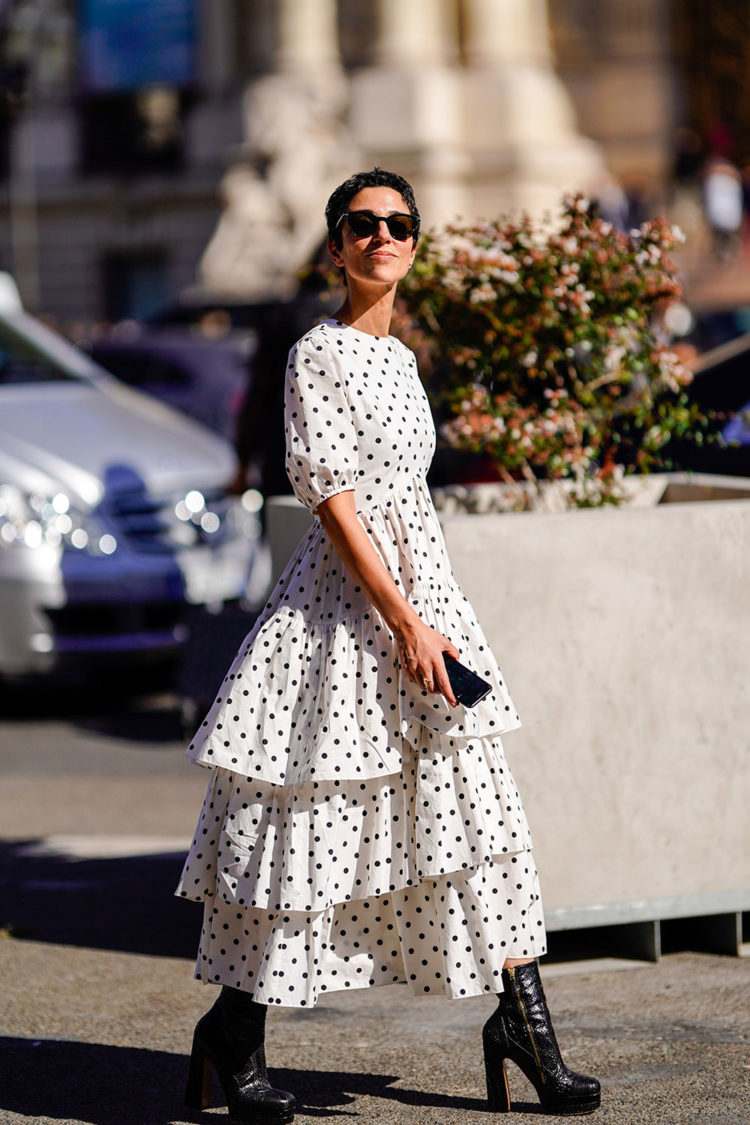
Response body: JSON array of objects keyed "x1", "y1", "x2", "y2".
[
  {"x1": 107, "y1": 488, "x2": 173, "y2": 551},
  {"x1": 98, "y1": 474, "x2": 231, "y2": 555}
]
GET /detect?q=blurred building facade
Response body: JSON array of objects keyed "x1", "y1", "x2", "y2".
[{"x1": 0, "y1": 1, "x2": 742, "y2": 321}]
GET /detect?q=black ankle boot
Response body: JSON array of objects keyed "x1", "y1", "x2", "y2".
[
  {"x1": 185, "y1": 986, "x2": 296, "y2": 1123},
  {"x1": 482, "y1": 960, "x2": 600, "y2": 1116}
]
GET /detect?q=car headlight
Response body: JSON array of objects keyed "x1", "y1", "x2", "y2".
[
  {"x1": 0, "y1": 485, "x2": 117, "y2": 555},
  {"x1": 170, "y1": 487, "x2": 262, "y2": 544}
]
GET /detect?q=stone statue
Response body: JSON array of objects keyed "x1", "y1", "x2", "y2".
[{"x1": 199, "y1": 69, "x2": 360, "y2": 298}]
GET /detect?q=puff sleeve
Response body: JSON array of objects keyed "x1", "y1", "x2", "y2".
[{"x1": 283, "y1": 334, "x2": 360, "y2": 515}]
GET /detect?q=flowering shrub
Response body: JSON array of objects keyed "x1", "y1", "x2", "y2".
[{"x1": 397, "y1": 193, "x2": 711, "y2": 507}]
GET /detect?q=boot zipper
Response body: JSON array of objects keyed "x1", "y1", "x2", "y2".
[{"x1": 508, "y1": 966, "x2": 545, "y2": 1082}]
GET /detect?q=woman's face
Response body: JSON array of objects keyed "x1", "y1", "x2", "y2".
[{"x1": 328, "y1": 185, "x2": 418, "y2": 290}]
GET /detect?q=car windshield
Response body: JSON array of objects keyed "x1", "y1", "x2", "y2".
[{"x1": 0, "y1": 321, "x2": 78, "y2": 385}]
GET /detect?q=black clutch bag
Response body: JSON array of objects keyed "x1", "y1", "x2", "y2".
[{"x1": 442, "y1": 652, "x2": 492, "y2": 708}]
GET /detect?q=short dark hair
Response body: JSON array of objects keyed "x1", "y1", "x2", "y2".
[{"x1": 325, "y1": 166, "x2": 421, "y2": 249}]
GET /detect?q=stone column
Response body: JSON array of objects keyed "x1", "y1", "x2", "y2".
[
  {"x1": 276, "y1": 0, "x2": 341, "y2": 73},
  {"x1": 373, "y1": 0, "x2": 456, "y2": 66},
  {"x1": 461, "y1": 0, "x2": 606, "y2": 218},
  {"x1": 463, "y1": 0, "x2": 552, "y2": 66},
  {"x1": 348, "y1": 0, "x2": 468, "y2": 227}
]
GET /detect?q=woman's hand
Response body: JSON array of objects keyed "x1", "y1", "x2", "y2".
[{"x1": 395, "y1": 617, "x2": 461, "y2": 707}]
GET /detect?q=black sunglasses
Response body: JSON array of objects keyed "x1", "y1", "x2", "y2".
[{"x1": 337, "y1": 209, "x2": 417, "y2": 242}]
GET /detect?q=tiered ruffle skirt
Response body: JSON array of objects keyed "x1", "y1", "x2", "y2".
[{"x1": 175, "y1": 725, "x2": 546, "y2": 1006}]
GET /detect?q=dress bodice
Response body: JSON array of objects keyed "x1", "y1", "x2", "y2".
[{"x1": 283, "y1": 317, "x2": 436, "y2": 520}]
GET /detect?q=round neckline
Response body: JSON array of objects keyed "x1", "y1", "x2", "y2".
[{"x1": 324, "y1": 317, "x2": 394, "y2": 341}]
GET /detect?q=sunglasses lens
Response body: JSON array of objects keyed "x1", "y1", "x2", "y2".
[
  {"x1": 346, "y1": 212, "x2": 377, "y2": 238},
  {"x1": 387, "y1": 217, "x2": 415, "y2": 241}
]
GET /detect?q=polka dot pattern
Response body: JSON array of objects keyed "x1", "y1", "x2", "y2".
[
  {"x1": 177, "y1": 738, "x2": 546, "y2": 1007},
  {"x1": 175, "y1": 317, "x2": 546, "y2": 1006}
]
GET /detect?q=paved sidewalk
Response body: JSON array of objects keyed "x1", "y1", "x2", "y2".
[
  {"x1": 1, "y1": 936, "x2": 748, "y2": 1125},
  {"x1": 1, "y1": 685, "x2": 747, "y2": 1124}
]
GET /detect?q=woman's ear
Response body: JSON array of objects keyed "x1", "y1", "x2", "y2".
[{"x1": 327, "y1": 236, "x2": 344, "y2": 269}]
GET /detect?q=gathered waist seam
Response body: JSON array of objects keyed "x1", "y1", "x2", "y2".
[{"x1": 352, "y1": 475, "x2": 431, "y2": 518}]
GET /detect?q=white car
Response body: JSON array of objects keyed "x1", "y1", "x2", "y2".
[{"x1": 0, "y1": 274, "x2": 262, "y2": 680}]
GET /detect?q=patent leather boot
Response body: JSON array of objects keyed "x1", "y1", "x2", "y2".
[
  {"x1": 185, "y1": 986, "x2": 296, "y2": 1123},
  {"x1": 482, "y1": 960, "x2": 600, "y2": 1115}
]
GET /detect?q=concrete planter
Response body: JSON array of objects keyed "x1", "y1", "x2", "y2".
[
  {"x1": 266, "y1": 472, "x2": 750, "y2": 956},
  {"x1": 438, "y1": 471, "x2": 750, "y2": 957}
]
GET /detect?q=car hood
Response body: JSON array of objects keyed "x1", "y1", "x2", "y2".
[{"x1": 0, "y1": 379, "x2": 236, "y2": 507}]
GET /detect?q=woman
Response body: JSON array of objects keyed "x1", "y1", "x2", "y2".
[{"x1": 175, "y1": 167, "x2": 601, "y2": 1121}]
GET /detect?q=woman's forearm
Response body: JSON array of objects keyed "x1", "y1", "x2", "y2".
[{"x1": 316, "y1": 489, "x2": 421, "y2": 637}]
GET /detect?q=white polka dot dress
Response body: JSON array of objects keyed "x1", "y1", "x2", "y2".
[{"x1": 174, "y1": 317, "x2": 547, "y2": 1006}]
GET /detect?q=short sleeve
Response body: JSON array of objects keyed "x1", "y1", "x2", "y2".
[{"x1": 283, "y1": 334, "x2": 360, "y2": 515}]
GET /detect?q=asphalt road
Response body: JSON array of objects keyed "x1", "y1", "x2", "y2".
[{"x1": 1, "y1": 632, "x2": 748, "y2": 1125}]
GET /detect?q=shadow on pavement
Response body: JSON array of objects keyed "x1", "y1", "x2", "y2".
[
  {"x1": 0, "y1": 1036, "x2": 543, "y2": 1123},
  {"x1": 0, "y1": 839, "x2": 201, "y2": 959},
  {"x1": 0, "y1": 1037, "x2": 189, "y2": 1125}
]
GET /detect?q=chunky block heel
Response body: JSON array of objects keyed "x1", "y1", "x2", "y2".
[
  {"x1": 482, "y1": 961, "x2": 601, "y2": 1116},
  {"x1": 184, "y1": 1033, "x2": 213, "y2": 1110},
  {"x1": 482, "y1": 1031, "x2": 511, "y2": 1112}
]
